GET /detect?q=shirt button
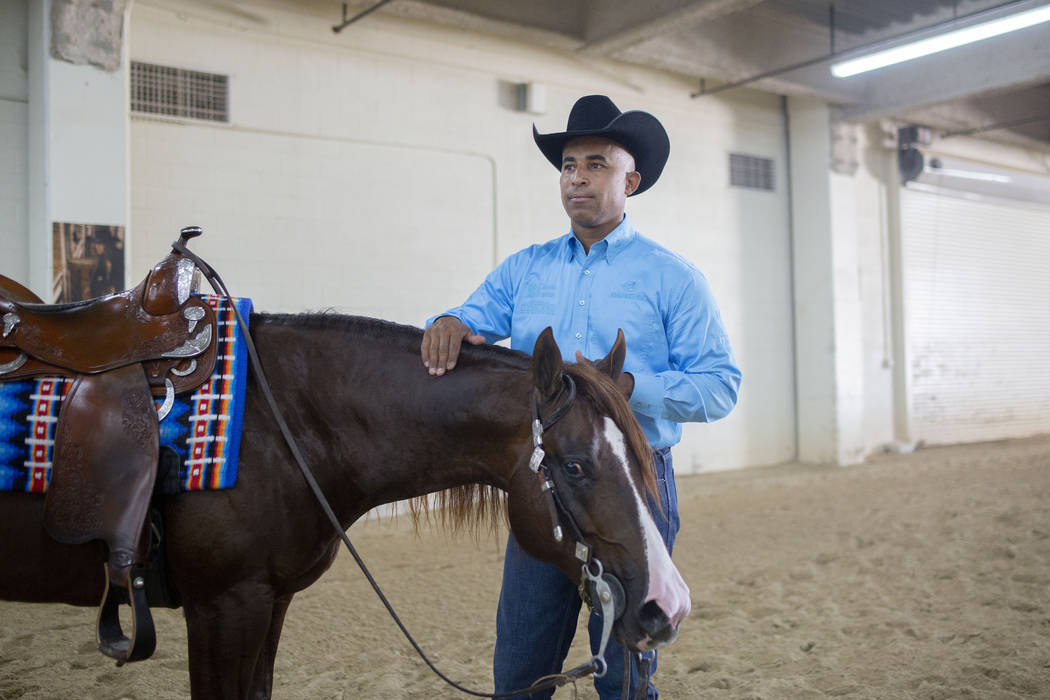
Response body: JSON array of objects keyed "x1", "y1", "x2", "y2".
[
  {"x1": 584, "y1": 270, "x2": 591, "y2": 276},
  {"x1": 575, "y1": 332, "x2": 582, "y2": 339},
  {"x1": 578, "y1": 300, "x2": 585, "y2": 306}
]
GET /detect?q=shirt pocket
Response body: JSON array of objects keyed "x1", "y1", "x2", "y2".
[
  {"x1": 605, "y1": 289, "x2": 660, "y2": 357},
  {"x1": 515, "y1": 272, "x2": 559, "y2": 315},
  {"x1": 510, "y1": 274, "x2": 559, "y2": 344}
]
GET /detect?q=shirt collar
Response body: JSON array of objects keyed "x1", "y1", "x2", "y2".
[{"x1": 566, "y1": 215, "x2": 636, "y2": 263}]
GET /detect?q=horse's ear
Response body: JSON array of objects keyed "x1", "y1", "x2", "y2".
[
  {"x1": 531, "y1": 327, "x2": 563, "y2": 398},
  {"x1": 594, "y1": 329, "x2": 626, "y2": 383}
]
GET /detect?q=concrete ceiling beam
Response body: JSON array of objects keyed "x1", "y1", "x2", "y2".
[
  {"x1": 380, "y1": 0, "x2": 582, "y2": 50},
  {"x1": 577, "y1": 0, "x2": 762, "y2": 57}
]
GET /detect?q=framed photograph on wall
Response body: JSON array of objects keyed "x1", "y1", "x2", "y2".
[{"x1": 51, "y1": 223, "x2": 126, "y2": 303}]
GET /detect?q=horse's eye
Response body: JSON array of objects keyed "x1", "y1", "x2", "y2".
[{"x1": 563, "y1": 461, "x2": 585, "y2": 478}]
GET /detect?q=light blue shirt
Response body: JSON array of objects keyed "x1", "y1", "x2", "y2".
[{"x1": 427, "y1": 216, "x2": 741, "y2": 448}]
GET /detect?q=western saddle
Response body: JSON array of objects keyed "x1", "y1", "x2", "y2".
[{"x1": 0, "y1": 227, "x2": 219, "y2": 664}]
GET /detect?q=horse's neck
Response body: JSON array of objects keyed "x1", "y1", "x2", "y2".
[{"x1": 257, "y1": 316, "x2": 531, "y2": 509}]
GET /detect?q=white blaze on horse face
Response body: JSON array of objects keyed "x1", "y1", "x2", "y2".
[{"x1": 600, "y1": 418, "x2": 691, "y2": 633}]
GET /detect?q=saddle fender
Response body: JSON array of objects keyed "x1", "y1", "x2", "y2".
[{"x1": 45, "y1": 363, "x2": 161, "y2": 664}]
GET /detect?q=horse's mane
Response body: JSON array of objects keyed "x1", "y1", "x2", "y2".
[
  {"x1": 257, "y1": 313, "x2": 656, "y2": 537},
  {"x1": 256, "y1": 311, "x2": 425, "y2": 352},
  {"x1": 256, "y1": 311, "x2": 531, "y2": 371}
]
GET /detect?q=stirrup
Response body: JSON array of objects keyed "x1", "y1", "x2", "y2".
[{"x1": 96, "y1": 564, "x2": 156, "y2": 665}]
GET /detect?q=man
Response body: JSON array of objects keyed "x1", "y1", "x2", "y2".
[{"x1": 421, "y1": 94, "x2": 741, "y2": 699}]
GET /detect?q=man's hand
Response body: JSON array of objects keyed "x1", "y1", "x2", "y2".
[{"x1": 421, "y1": 316, "x2": 486, "y2": 376}]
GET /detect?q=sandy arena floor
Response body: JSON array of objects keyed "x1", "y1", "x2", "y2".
[{"x1": 1, "y1": 435, "x2": 1048, "y2": 699}]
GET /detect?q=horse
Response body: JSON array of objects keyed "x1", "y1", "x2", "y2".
[{"x1": 0, "y1": 311, "x2": 691, "y2": 699}]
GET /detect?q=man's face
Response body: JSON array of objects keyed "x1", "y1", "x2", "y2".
[{"x1": 559, "y1": 136, "x2": 640, "y2": 236}]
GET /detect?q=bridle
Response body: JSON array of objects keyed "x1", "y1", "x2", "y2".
[{"x1": 529, "y1": 374, "x2": 627, "y2": 679}]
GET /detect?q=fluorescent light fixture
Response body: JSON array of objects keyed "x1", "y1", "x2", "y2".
[
  {"x1": 930, "y1": 167, "x2": 1012, "y2": 183},
  {"x1": 831, "y1": 4, "x2": 1050, "y2": 77},
  {"x1": 913, "y1": 156, "x2": 1050, "y2": 205}
]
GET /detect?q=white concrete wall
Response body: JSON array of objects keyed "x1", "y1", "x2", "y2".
[
  {"x1": 0, "y1": 0, "x2": 28, "y2": 282},
  {"x1": 127, "y1": 1, "x2": 797, "y2": 473},
  {"x1": 45, "y1": 59, "x2": 129, "y2": 239}
]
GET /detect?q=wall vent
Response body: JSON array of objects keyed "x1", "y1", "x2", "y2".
[
  {"x1": 729, "y1": 153, "x2": 775, "y2": 191},
  {"x1": 130, "y1": 61, "x2": 229, "y2": 122}
]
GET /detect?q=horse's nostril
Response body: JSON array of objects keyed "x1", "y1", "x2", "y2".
[{"x1": 639, "y1": 600, "x2": 670, "y2": 637}]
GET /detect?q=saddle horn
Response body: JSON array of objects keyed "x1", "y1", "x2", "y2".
[{"x1": 177, "y1": 225, "x2": 203, "y2": 249}]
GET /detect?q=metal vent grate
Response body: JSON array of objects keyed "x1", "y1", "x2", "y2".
[
  {"x1": 131, "y1": 61, "x2": 228, "y2": 122},
  {"x1": 729, "y1": 153, "x2": 775, "y2": 191}
]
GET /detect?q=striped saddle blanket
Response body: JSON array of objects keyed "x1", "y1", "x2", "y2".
[{"x1": 0, "y1": 295, "x2": 252, "y2": 494}]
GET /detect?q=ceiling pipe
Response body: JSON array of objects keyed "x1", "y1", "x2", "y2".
[
  {"x1": 333, "y1": 0, "x2": 394, "y2": 34},
  {"x1": 941, "y1": 114, "x2": 1050, "y2": 138}
]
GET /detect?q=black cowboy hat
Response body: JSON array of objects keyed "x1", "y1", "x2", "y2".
[{"x1": 533, "y1": 95, "x2": 670, "y2": 196}]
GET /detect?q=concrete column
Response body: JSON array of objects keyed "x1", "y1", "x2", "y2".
[
  {"x1": 26, "y1": 0, "x2": 130, "y2": 299},
  {"x1": 0, "y1": 0, "x2": 29, "y2": 283},
  {"x1": 884, "y1": 139, "x2": 915, "y2": 447},
  {"x1": 787, "y1": 96, "x2": 865, "y2": 465}
]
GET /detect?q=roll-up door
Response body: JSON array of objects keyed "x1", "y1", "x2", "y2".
[{"x1": 900, "y1": 180, "x2": 1050, "y2": 446}]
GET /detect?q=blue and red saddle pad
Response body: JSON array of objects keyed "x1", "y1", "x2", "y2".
[{"x1": 0, "y1": 295, "x2": 252, "y2": 494}]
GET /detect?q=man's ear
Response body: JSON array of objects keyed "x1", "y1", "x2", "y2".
[
  {"x1": 625, "y1": 171, "x2": 641, "y2": 196},
  {"x1": 593, "y1": 329, "x2": 626, "y2": 383},
  {"x1": 531, "y1": 327, "x2": 563, "y2": 399}
]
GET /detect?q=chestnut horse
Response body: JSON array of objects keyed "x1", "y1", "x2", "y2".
[{"x1": 0, "y1": 312, "x2": 690, "y2": 699}]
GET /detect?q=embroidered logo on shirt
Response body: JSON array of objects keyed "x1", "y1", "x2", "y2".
[
  {"x1": 522, "y1": 273, "x2": 556, "y2": 299},
  {"x1": 518, "y1": 273, "x2": 557, "y2": 315},
  {"x1": 611, "y1": 281, "x2": 646, "y2": 301}
]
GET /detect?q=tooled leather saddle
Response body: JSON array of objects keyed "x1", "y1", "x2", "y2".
[{"x1": 0, "y1": 227, "x2": 218, "y2": 664}]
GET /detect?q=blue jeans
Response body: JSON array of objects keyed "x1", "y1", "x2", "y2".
[{"x1": 493, "y1": 448, "x2": 680, "y2": 700}]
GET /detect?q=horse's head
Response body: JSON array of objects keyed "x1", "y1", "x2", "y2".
[{"x1": 507, "y1": 327, "x2": 691, "y2": 655}]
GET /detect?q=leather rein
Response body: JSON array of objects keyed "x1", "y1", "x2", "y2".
[{"x1": 172, "y1": 230, "x2": 621, "y2": 698}]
